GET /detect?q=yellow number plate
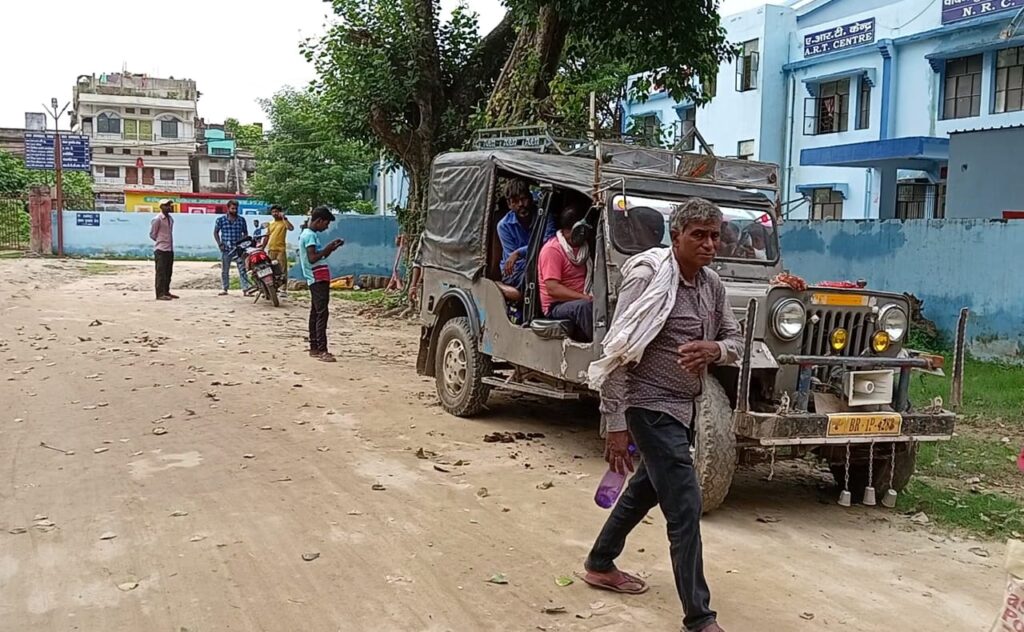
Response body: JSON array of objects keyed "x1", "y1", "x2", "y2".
[
  {"x1": 826, "y1": 413, "x2": 903, "y2": 437},
  {"x1": 811, "y1": 293, "x2": 869, "y2": 307}
]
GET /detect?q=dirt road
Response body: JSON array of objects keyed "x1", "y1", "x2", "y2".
[{"x1": 0, "y1": 259, "x2": 1004, "y2": 631}]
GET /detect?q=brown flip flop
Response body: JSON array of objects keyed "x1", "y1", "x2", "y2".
[{"x1": 579, "y1": 570, "x2": 649, "y2": 595}]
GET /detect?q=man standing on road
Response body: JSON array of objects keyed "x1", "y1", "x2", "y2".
[
  {"x1": 149, "y1": 199, "x2": 177, "y2": 301},
  {"x1": 213, "y1": 200, "x2": 252, "y2": 296},
  {"x1": 583, "y1": 198, "x2": 742, "y2": 632},
  {"x1": 264, "y1": 204, "x2": 293, "y2": 295},
  {"x1": 299, "y1": 206, "x2": 343, "y2": 362}
]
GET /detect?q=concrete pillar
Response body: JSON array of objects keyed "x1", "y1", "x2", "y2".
[
  {"x1": 28, "y1": 186, "x2": 52, "y2": 255},
  {"x1": 925, "y1": 186, "x2": 937, "y2": 219},
  {"x1": 878, "y1": 167, "x2": 898, "y2": 219}
]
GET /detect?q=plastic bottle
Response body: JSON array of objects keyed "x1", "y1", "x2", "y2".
[{"x1": 594, "y1": 445, "x2": 637, "y2": 509}]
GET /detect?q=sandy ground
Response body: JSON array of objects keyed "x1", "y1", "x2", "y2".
[{"x1": 0, "y1": 259, "x2": 1006, "y2": 632}]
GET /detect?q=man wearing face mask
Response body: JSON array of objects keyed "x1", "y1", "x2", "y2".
[
  {"x1": 538, "y1": 201, "x2": 592, "y2": 342},
  {"x1": 497, "y1": 179, "x2": 556, "y2": 296}
]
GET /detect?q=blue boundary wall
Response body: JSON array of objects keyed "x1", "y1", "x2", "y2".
[
  {"x1": 53, "y1": 211, "x2": 400, "y2": 279},
  {"x1": 779, "y1": 219, "x2": 1023, "y2": 362}
]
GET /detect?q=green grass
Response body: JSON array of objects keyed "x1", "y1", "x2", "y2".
[
  {"x1": 898, "y1": 479, "x2": 1024, "y2": 539},
  {"x1": 331, "y1": 288, "x2": 386, "y2": 303},
  {"x1": 910, "y1": 356, "x2": 1024, "y2": 423},
  {"x1": 0, "y1": 250, "x2": 23, "y2": 259},
  {"x1": 83, "y1": 261, "x2": 118, "y2": 275},
  {"x1": 917, "y1": 435, "x2": 1018, "y2": 482}
]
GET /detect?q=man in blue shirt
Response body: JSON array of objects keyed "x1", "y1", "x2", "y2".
[
  {"x1": 497, "y1": 179, "x2": 556, "y2": 294},
  {"x1": 214, "y1": 200, "x2": 252, "y2": 296}
]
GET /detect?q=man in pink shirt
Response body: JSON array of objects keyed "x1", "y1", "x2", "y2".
[
  {"x1": 538, "y1": 202, "x2": 592, "y2": 342},
  {"x1": 149, "y1": 199, "x2": 177, "y2": 301}
]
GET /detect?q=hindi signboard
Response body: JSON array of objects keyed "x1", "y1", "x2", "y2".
[
  {"x1": 24, "y1": 133, "x2": 92, "y2": 171},
  {"x1": 75, "y1": 212, "x2": 101, "y2": 227},
  {"x1": 804, "y1": 18, "x2": 876, "y2": 58},
  {"x1": 942, "y1": 0, "x2": 1024, "y2": 24}
]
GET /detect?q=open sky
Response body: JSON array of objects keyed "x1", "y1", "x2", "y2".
[{"x1": 0, "y1": 0, "x2": 772, "y2": 130}]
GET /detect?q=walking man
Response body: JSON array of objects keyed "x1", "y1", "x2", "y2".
[
  {"x1": 299, "y1": 206, "x2": 343, "y2": 362},
  {"x1": 264, "y1": 204, "x2": 293, "y2": 294},
  {"x1": 213, "y1": 200, "x2": 252, "y2": 296},
  {"x1": 583, "y1": 198, "x2": 742, "y2": 632},
  {"x1": 149, "y1": 198, "x2": 177, "y2": 301}
]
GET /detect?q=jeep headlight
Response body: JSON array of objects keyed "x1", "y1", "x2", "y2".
[
  {"x1": 771, "y1": 299, "x2": 805, "y2": 341},
  {"x1": 878, "y1": 305, "x2": 908, "y2": 342}
]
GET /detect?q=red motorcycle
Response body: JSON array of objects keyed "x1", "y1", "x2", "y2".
[{"x1": 233, "y1": 235, "x2": 285, "y2": 307}]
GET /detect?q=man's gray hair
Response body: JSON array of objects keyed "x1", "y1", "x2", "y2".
[{"x1": 669, "y1": 197, "x2": 723, "y2": 234}]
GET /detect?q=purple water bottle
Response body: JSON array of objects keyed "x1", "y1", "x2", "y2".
[{"x1": 594, "y1": 445, "x2": 637, "y2": 509}]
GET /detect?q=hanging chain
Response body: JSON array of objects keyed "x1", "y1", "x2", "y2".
[
  {"x1": 768, "y1": 447, "x2": 777, "y2": 482},
  {"x1": 844, "y1": 442, "x2": 851, "y2": 491},
  {"x1": 867, "y1": 441, "x2": 875, "y2": 488},
  {"x1": 888, "y1": 442, "x2": 897, "y2": 490}
]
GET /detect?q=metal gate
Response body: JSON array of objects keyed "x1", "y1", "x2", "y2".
[{"x1": 0, "y1": 198, "x2": 29, "y2": 251}]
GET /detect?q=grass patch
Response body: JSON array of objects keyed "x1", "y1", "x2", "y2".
[
  {"x1": 917, "y1": 436, "x2": 1018, "y2": 482},
  {"x1": 82, "y1": 261, "x2": 118, "y2": 275},
  {"x1": 0, "y1": 250, "x2": 23, "y2": 259},
  {"x1": 898, "y1": 479, "x2": 1024, "y2": 539},
  {"x1": 910, "y1": 356, "x2": 1024, "y2": 423},
  {"x1": 331, "y1": 288, "x2": 386, "y2": 303}
]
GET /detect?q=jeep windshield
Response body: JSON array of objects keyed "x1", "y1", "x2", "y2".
[{"x1": 608, "y1": 194, "x2": 779, "y2": 263}]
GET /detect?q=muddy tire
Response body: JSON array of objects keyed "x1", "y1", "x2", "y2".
[
  {"x1": 434, "y1": 317, "x2": 490, "y2": 417},
  {"x1": 266, "y1": 283, "x2": 280, "y2": 307},
  {"x1": 694, "y1": 376, "x2": 737, "y2": 513},
  {"x1": 830, "y1": 443, "x2": 917, "y2": 501}
]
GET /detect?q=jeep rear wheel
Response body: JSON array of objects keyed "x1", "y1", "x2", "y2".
[
  {"x1": 830, "y1": 443, "x2": 917, "y2": 501},
  {"x1": 434, "y1": 317, "x2": 490, "y2": 417},
  {"x1": 694, "y1": 376, "x2": 737, "y2": 514}
]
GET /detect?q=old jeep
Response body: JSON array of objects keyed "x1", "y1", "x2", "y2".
[{"x1": 415, "y1": 132, "x2": 962, "y2": 512}]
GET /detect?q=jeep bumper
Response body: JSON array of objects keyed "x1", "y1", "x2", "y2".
[{"x1": 734, "y1": 410, "x2": 956, "y2": 446}]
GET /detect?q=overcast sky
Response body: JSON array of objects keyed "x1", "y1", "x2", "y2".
[{"x1": 0, "y1": 0, "x2": 770, "y2": 130}]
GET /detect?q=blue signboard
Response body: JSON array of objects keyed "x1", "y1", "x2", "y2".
[
  {"x1": 943, "y1": 0, "x2": 1024, "y2": 24},
  {"x1": 24, "y1": 133, "x2": 91, "y2": 172},
  {"x1": 804, "y1": 18, "x2": 876, "y2": 58},
  {"x1": 75, "y1": 212, "x2": 101, "y2": 227}
]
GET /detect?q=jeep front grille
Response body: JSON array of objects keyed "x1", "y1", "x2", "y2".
[{"x1": 801, "y1": 308, "x2": 876, "y2": 358}]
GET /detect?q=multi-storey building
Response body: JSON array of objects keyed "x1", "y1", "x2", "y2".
[
  {"x1": 72, "y1": 72, "x2": 198, "y2": 210},
  {"x1": 622, "y1": 0, "x2": 1024, "y2": 219},
  {"x1": 190, "y1": 121, "x2": 257, "y2": 195}
]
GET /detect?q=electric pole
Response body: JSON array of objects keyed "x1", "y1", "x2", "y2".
[{"x1": 43, "y1": 98, "x2": 71, "y2": 257}]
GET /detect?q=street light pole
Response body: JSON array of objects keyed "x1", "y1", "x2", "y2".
[{"x1": 43, "y1": 98, "x2": 71, "y2": 257}]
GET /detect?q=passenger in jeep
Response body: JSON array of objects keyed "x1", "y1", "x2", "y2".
[
  {"x1": 497, "y1": 179, "x2": 556, "y2": 297},
  {"x1": 539, "y1": 201, "x2": 592, "y2": 342}
]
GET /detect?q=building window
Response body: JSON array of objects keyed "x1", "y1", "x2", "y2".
[
  {"x1": 103, "y1": 166, "x2": 120, "y2": 179},
  {"x1": 210, "y1": 169, "x2": 227, "y2": 184},
  {"x1": 735, "y1": 39, "x2": 760, "y2": 92},
  {"x1": 811, "y1": 188, "x2": 843, "y2": 220},
  {"x1": 97, "y1": 113, "x2": 120, "y2": 134},
  {"x1": 125, "y1": 167, "x2": 138, "y2": 185},
  {"x1": 142, "y1": 168, "x2": 155, "y2": 185},
  {"x1": 104, "y1": 147, "x2": 113, "y2": 154},
  {"x1": 896, "y1": 183, "x2": 928, "y2": 219},
  {"x1": 122, "y1": 148, "x2": 131, "y2": 155},
  {"x1": 123, "y1": 119, "x2": 137, "y2": 140},
  {"x1": 125, "y1": 107, "x2": 136, "y2": 114},
  {"x1": 678, "y1": 107, "x2": 696, "y2": 151},
  {"x1": 161, "y1": 119, "x2": 178, "y2": 138},
  {"x1": 160, "y1": 169, "x2": 175, "y2": 181},
  {"x1": 856, "y1": 78, "x2": 871, "y2": 130},
  {"x1": 817, "y1": 79, "x2": 850, "y2": 134},
  {"x1": 703, "y1": 73, "x2": 717, "y2": 99},
  {"x1": 159, "y1": 151, "x2": 168, "y2": 156},
  {"x1": 996, "y1": 46, "x2": 1024, "y2": 114},
  {"x1": 943, "y1": 54, "x2": 982, "y2": 120},
  {"x1": 210, "y1": 147, "x2": 232, "y2": 156},
  {"x1": 737, "y1": 139, "x2": 755, "y2": 160},
  {"x1": 634, "y1": 113, "x2": 662, "y2": 145},
  {"x1": 144, "y1": 150, "x2": 153, "y2": 156},
  {"x1": 140, "y1": 108, "x2": 150, "y2": 115}
]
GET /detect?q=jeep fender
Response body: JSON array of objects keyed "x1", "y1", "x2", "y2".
[{"x1": 419, "y1": 288, "x2": 482, "y2": 377}]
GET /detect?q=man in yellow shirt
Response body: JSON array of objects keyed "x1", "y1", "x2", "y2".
[{"x1": 263, "y1": 205, "x2": 294, "y2": 290}]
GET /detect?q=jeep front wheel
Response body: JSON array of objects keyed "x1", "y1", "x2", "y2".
[
  {"x1": 434, "y1": 317, "x2": 491, "y2": 417},
  {"x1": 694, "y1": 376, "x2": 737, "y2": 513}
]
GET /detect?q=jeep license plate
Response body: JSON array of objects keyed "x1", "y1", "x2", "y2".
[{"x1": 826, "y1": 413, "x2": 903, "y2": 437}]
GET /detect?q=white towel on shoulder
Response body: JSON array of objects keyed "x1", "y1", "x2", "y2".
[{"x1": 587, "y1": 247, "x2": 679, "y2": 390}]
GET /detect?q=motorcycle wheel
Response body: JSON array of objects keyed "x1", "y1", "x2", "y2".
[{"x1": 265, "y1": 282, "x2": 280, "y2": 307}]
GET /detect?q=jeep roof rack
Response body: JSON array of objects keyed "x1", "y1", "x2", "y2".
[{"x1": 471, "y1": 125, "x2": 779, "y2": 195}]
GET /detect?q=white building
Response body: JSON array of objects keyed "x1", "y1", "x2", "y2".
[
  {"x1": 72, "y1": 72, "x2": 198, "y2": 210},
  {"x1": 622, "y1": 0, "x2": 1024, "y2": 219}
]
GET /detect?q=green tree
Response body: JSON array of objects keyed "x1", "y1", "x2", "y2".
[
  {"x1": 0, "y1": 149, "x2": 93, "y2": 208},
  {"x1": 0, "y1": 149, "x2": 30, "y2": 196},
  {"x1": 224, "y1": 118, "x2": 265, "y2": 152},
  {"x1": 249, "y1": 88, "x2": 374, "y2": 214}
]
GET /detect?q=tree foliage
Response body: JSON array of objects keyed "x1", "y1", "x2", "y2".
[
  {"x1": 223, "y1": 118, "x2": 265, "y2": 152},
  {"x1": 0, "y1": 149, "x2": 93, "y2": 209},
  {"x1": 248, "y1": 89, "x2": 374, "y2": 214}
]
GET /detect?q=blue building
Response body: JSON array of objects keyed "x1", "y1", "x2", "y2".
[{"x1": 622, "y1": 0, "x2": 1024, "y2": 219}]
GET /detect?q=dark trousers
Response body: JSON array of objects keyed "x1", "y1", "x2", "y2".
[
  {"x1": 309, "y1": 281, "x2": 330, "y2": 353},
  {"x1": 586, "y1": 407, "x2": 716, "y2": 632},
  {"x1": 548, "y1": 299, "x2": 593, "y2": 342},
  {"x1": 154, "y1": 249, "x2": 174, "y2": 298}
]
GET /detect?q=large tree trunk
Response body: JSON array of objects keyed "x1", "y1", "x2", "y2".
[{"x1": 485, "y1": 6, "x2": 570, "y2": 127}]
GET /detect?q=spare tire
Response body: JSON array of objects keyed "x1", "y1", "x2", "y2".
[{"x1": 694, "y1": 376, "x2": 737, "y2": 513}]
